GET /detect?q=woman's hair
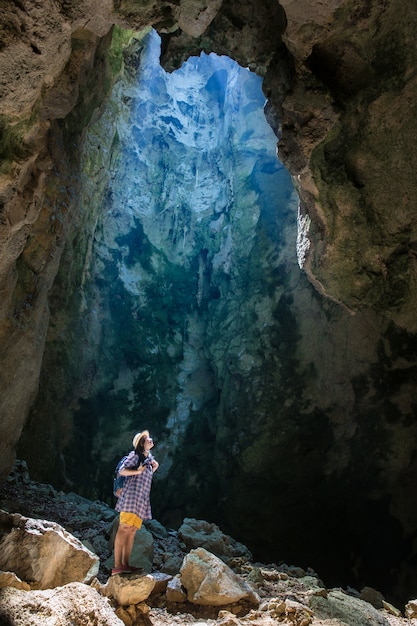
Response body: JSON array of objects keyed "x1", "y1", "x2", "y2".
[{"x1": 135, "y1": 433, "x2": 148, "y2": 463}]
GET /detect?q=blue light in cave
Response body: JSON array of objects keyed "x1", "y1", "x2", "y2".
[{"x1": 121, "y1": 28, "x2": 298, "y2": 237}]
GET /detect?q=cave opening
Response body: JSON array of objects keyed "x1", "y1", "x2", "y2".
[
  {"x1": 19, "y1": 24, "x2": 301, "y2": 554},
  {"x1": 69, "y1": 25, "x2": 299, "y2": 515}
]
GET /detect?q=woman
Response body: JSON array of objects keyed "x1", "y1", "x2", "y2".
[{"x1": 112, "y1": 430, "x2": 159, "y2": 576}]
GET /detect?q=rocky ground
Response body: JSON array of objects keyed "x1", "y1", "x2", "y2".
[{"x1": 0, "y1": 462, "x2": 413, "y2": 626}]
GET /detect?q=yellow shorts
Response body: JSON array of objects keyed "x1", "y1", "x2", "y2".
[{"x1": 120, "y1": 512, "x2": 143, "y2": 529}]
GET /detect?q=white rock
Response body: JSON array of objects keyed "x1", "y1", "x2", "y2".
[
  {"x1": 0, "y1": 510, "x2": 99, "y2": 589},
  {"x1": 180, "y1": 547, "x2": 260, "y2": 606},
  {"x1": 405, "y1": 598, "x2": 417, "y2": 618},
  {"x1": 382, "y1": 600, "x2": 402, "y2": 617},
  {"x1": 284, "y1": 598, "x2": 313, "y2": 624},
  {"x1": 102, "y1": 573, "x2": 155, "y2": 606},
  {"x1": 0, "y1": 582, "x2": 123, "y2": 626}
]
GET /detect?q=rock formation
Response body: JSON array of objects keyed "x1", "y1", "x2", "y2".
[
  {"x1": 0, "y1": 509, "x2": 99, "y2": 588},
  {"x1": 102, "y1": 572, "x2": 156, "y2": 606},
  {"x1": 0, "y1": 582, "x2": 125, "y2": 626},
  {"x1": 178, "y1": 518, "x2": 252, "y2": 562},
  {"x1": 179, "y1": 547, "x2": 260, "y2": 605},
  {"x1": 0, "y1": 0, "x2": 417, "y2": 607},
  {"x1": 0, "y1": 471, "x2": 415, "y2": 626}
]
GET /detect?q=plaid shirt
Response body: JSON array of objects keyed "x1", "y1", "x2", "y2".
[{"x1": 115, "y1": 450, "x2": 155, "y2": 520}]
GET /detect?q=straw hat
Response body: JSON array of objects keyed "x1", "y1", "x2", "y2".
[{"x1": 132, "y1": 430, "x2": 149, "y2": 449}]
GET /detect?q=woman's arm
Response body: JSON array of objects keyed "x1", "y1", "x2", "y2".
[{"x1": 119, "y1": 466, "x2": 146, "y2": 476}]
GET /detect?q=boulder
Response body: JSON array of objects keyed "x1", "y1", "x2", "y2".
[
  {"x1": 382, "y1": 600, "x2": 402, "y2": 617},
  {"x1": 0, "y1": 509, "x2": 99, "y2": 589},
  {"x1": 102, "y1": 573, "x2": 156, "y2": 606},
  {"x1": 115, "y1": 602, "x2": 150, "y2": 626},
  {"x1": 151, "y1": 571, "x2": 172, "y2": 595},
  {"x1": 178, "y1": 518, "x2": 252, "y2": 562},
  {"x1": 179, "y1": 547, "x2": 259, "y2": 606},
  {"x1": 146, "y1": 519, "x2": 169, "y2": 539},
  {"x1": 309, "y1": 589, "x2": 390, "y2": 626},
  {"x1": 161, "y1": 553, "x2": 184, "y2": 575},
  {"x1": 166, "y1": 574, "x2": 187, "y2": 603},
  {"x1": 284, "y1": 598, "x2": 314, "y2": 625},
  {"x1": 405, "y1": 598, "x2": 417, "y2": 618},
  {"x1": 0, "y1": 582, "x2": 124, "y2": 626},
  {"x1": 360, "y1": 586, "x2": 385, "y2": 609}
]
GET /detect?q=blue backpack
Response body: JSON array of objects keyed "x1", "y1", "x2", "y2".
[
  {"x1": 113, "y1": 455, "x2": 129, "y2": 497},
  {"x1": 113, "y1": 452, "x2": 150, "y2": 497}
]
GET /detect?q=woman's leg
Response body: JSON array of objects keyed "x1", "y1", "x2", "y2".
[
  {"x1": 121, "y1": 524, "x2": 137, "y2": 566},
  {"x1": 114, "y1": 522, "x2": 133, "y2": 569}
]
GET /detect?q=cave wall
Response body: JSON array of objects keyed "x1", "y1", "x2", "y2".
[
  {"x1": 277, "y1": 0, "x2": 417, "y2": 331},
  {"x1": 1, "y1": 0, "x2": 417, "y2": 604}
]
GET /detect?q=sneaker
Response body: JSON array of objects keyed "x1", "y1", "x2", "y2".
[
  {"x1": 122, "y1": 564, "x2": 144, "y2": 573},
  {"x1": 111, "y1": 566, "x2": 129, "y2": 576}
]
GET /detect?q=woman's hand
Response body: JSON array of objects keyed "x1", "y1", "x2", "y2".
[{"x1": 151, "y1": 460, "x2": 159, "y2": 473}]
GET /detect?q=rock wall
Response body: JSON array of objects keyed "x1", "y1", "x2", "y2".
[
  {"x1": 0, "y1": 0, "x2": 417, "y2": 606},
  {"x1": 277, "y1": 0, "x2": 417, "y2": 331}
]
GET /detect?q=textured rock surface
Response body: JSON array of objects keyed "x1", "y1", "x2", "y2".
[
  {"x1": 166, "y1": 575, "x2": 188, "y2": 603},
  {"x1": 405, "y1": 598, "x2": 417, "y2": 619},
  {"x1": 0, "y1": 582, "x2": 124, "y2": 626},
  {"x1": 102, "y1": 572, "x2": 156, "y2": 606},
  {"x1": 0, "y1": 0, "x2": 417, "y2": 609},
  {"x1": 0, "y1": 571, "x2": 31, "y2": 591},
  {"x1": 179, "y1": 547, "x2": 260, "y2": 606},
  {"x1": 0, "y1": 474, "x2": 411, "y2": 625},
  {"x1": 0, "y1": 509, "x2": 99, "y2": 589},
  {"x1": 277, "y1": 0, "x2": 417, "y2": 331},
  {"x1": 178, "y1": 518, "x2": 252, "y2": 562},
  {"x1": 310, "y1": 589, "x2": 391, "y2": 626}
]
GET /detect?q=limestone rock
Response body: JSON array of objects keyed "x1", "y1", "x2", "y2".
[
  {"x1": 217, "y1": 610, "x2": 241, "y2": 626},
  {"x1": 382, "y1": 600, "x2": 402, "y2": 618},
  {"x1": 102, "y1": 573, "x2": 156, "y2": 606},
  {"x1": 285, "y1": 599, "x2": 313, "y2": 626},
  {"x1": 360, "y1": 586, "x2": 385, "y2": 609},
  {"x1": 161, "y1": 553, "x2": 184, "y2": 575},
  {"x1": 179, "y1": 547, "x2": 260, "y2": 606},
  {"x1": 405, "y1": 598, "x2": 417, "y2": 618},
  {"x1": 0, "y1": 509, "x2": 99, "y2": 589},
  {"x1": 150, "y1": 571, "x2": 172, "y2": 594},
  {"x1": 177, "y1": 0, "x2": 223, "y2": 38},
  {"x1": 178, "y1": 518, "x2": 252, "y2": 562},
  {"x1": 0, "y1": 582, "x2": 123, "y2": 626},
  {"x1": 261, "y1": 598, "x2": 286, "y2": 617},
  {"x1": 115, "y1": 603, "x2": 148, "y2": 626},
  {"x1": 0, "y1": 571, "x2": 31, "y2": 591},
  {"x1": 146, "y1": 519, "x2": 169, "y2": 539},
  {"x1": 309, "y1": 589, "x2": 390, "y2": 626},
  {"x1": 166, "y1": 574, "x2": 187, "y2": 603},
  {"x1": 284, "y1": 598, "x2": 314, "y2": 625}
]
